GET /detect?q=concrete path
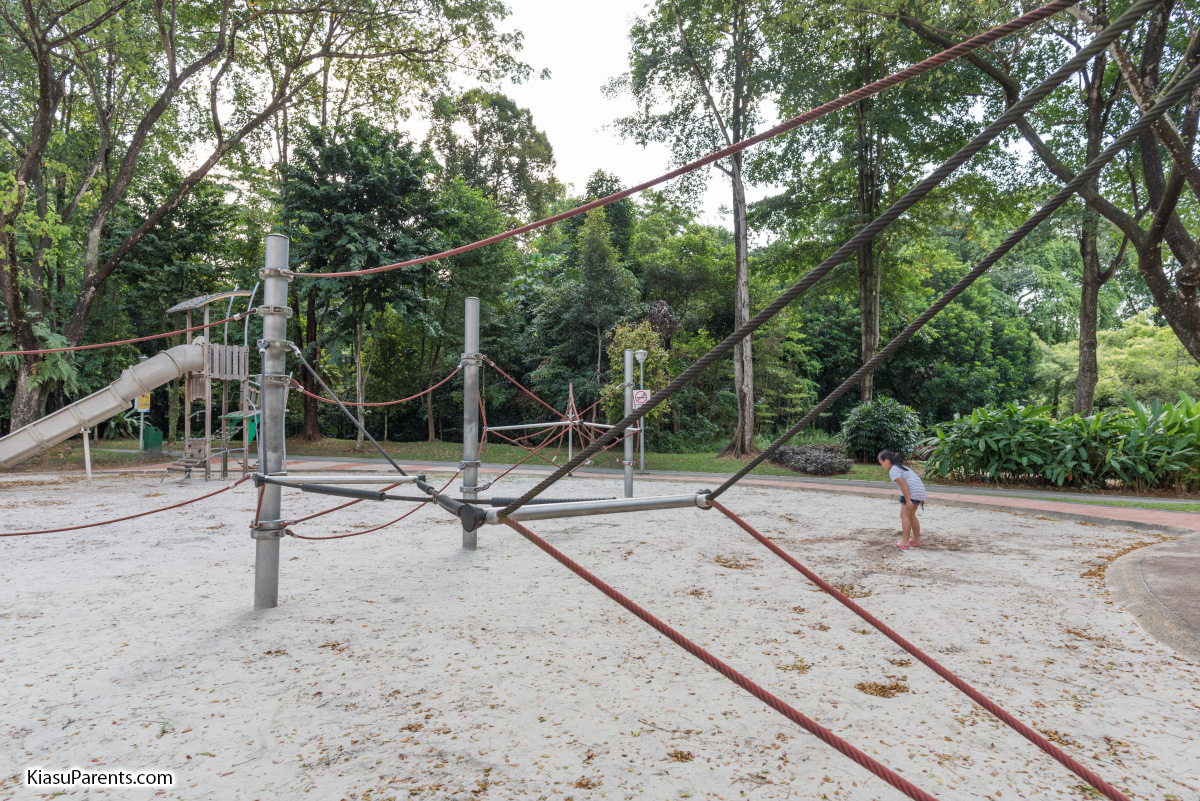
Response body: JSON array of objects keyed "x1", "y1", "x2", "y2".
[{"x1": 120, "y1": 454, "x2": 1200, "y2": 661}]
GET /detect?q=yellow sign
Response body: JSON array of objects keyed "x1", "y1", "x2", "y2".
[{"x1": 134, "y1": 393, "x2": 151, "y2": 412}]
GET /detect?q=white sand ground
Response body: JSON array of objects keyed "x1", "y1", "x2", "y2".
[{"x1": 1, "y1": 471, "x2": 1198, "y2": 801}]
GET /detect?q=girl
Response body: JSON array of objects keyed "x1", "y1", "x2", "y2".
[{"x1": 877, "y1": 450, "x2": 925, "y2": 549}]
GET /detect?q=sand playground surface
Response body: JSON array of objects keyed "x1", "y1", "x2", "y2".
[{"x1": 1, "y1": 471, "x2": 1198, "y2": 801}]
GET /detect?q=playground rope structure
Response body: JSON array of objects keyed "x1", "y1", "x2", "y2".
[
  {"x1": 4, "y1": 3, "x2": 1183, "y2": 798},
  {"x1": 290, "y1": 367, "x2": 461, "y2": 407}
]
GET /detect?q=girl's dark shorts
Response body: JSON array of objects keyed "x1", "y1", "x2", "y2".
[{"x1": 898, "y1": 496, "x2": 925, "y2": 506}]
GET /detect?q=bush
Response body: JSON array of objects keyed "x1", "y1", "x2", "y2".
[
  {"x1": 770, "y1": 442, "x2": 853, "y2": 476},
  {"x1": 924, "y1": 391, "x2": 1200, "y2": 491},
  {"x1": 841, "y1": 397, "x2": 923, "y2": 460}
]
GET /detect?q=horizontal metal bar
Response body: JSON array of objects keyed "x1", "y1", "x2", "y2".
[
  {"x1": 269, "y1": 474, "x2": 418, "y2": 485},
  {"x1": 486, "y1": 421, "x2": 571, "y2": 431},
  {"x1": 484, "y1": 492, "x2": 709, "y2": 524}
]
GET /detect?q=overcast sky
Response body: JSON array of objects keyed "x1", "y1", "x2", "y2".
[{"x1": 496, "y1": 0, "x2": 776, "y2": 226}]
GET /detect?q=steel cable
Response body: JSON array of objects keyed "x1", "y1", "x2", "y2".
[
  {"x1": 291, "y1": 367, "x2": 460, "y2": 407},
  {"x1": 0, "y1": 311, "x2": 255, "y2": 356},
  {"x1": 290, "y1": 0, "x2": 1075, "y2": 281},
  {"x1": 495, "y1": 0, "x2": 1155, "y2": 518}
]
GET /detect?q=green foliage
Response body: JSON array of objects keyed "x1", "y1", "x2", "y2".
[
  {"x1": 602, "y1": 321, "x2": 671, "y2": 423},
  {"x1": 841, "y1": 397, "x2": 923, "y2": 460},
  {"x1": 925, "y1": 393, "x2": 1200, "y2": 491}
]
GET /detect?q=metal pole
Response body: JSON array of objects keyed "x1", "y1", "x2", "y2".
[
  {"x1": 461, "y1": 296, "x2": 481, "y2": 550},
  {"x1": 639, "y1": 361, "x2": 645, "y2": 473},
  {"x1": 254, "y1": 233, "x2": 291, "y2": 610},
  {"x1": 203, "y1": 304, "x2": 211, "y2": 482},
  {"x1": 624, "y1": 349, "x2": 633, "y2": 498},
  {"x1": 81, "y1": 427, "x2": 92, "y2": 485}
]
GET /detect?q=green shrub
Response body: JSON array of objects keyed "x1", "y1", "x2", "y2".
[
  {"x1": 841, "y1": 397, "x2": 922, "y2": 460},
  {"x1": 924, "y1": 391, "x2": 1200, "y2": 491},
  {"x1": 770, "y1": 442, "x2": 852, "y2": 476}
]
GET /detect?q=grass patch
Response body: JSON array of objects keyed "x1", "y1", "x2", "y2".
[
  {"x1": 999, "y1": 495, "x2": 1200, "y2": 514},
  {"x1": 0, "y1": 438, "x2": 161, "y2": 473}
]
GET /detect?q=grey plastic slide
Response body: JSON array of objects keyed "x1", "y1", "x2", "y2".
[{"x1": 0, "y1": 342, "x2": 204, "y2": 468}]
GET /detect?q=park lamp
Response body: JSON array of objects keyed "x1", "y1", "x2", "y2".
[{"x1": 634, "y1": 349, "x2": 648, "y2": 364}]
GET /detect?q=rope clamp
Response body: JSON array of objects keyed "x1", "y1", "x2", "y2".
[
  {"x1": 257, "y1": 339, "x2": 291, "y2": 352},
  {"x1": 262, "y1": 373, "x2": 291, "y2": 386},
  {"x1": 459, "y1": 352, "x2": 484, "y2": 367},
  {"x1": 462, "y1": 481, "x2": 492, "y2": 493},
  {"x1": 459, "y1": 460, "x2": 482, "y2": 469},
  {"x1": 256, "y1": 305, "x2": 293, "y2": 318},
  {"x1": 258, "y1": 267, "x2": 294, "y2": 282},
  {"x1": 250, "y1": 519, "x2": 291, "y2": 539}
]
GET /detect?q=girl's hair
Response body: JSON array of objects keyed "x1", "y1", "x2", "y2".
[{"x1": 877, "y1": 449, "x2": 910, "y2": 470}]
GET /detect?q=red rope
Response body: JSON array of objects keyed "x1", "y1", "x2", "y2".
[
  {"x1": 487, "y1": 427, "x2": 566, "y2": 468},
  {"x1": 484, "y1": 359, "x2": 568, "y2": 420},
  {"x1": 708, "y1": 500, "x2": 1131, "y2": 801},
  {"x1": 290, "y1": 482, "x2": 404, "y2": 524},
  {"x1": 291, "y1": 472, "x2": 460, "y2": 540},
  {"x1": 292, "y1": 367, "x2": 460, "y2": 407},
  {"x1": 486, "y1": 425, "x2": 569, "y2": 486},
  {"x1": 502, "y1": 516, "x2": 939, "y2": 801},
  {"x1": 0, "y1": 312, "x2": 252, "y2": 356},
  {"x1": 293, "y1": 1, "x2": 1072, "y2": 281},
  {"x1": 1, "y1": 476, "x2": 251, "y2": 537}
]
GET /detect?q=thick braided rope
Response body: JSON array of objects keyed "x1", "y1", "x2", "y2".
[
  {"x1": 496, "y1": 0, "x2": 1155, "y2": 518},
  {"x1": 293, "y1": 367, "x2": 460, "y2": 407},
  {"x1": 710, "y1": 500, "x2": 1130, "y2": 801},
  {"x1": 712, "y1": 58, "x2": 1200, "y2": 497},
  {"x1": 295, "y1": 1, "x2": 1074, "y2": 280},
  {"x1": 2, "y1": 476, "x2": 250, "y2": 537},
  {"x1": 0, "y1": 312, "x2": 252, "y2": 356},
  {"x1": 502, "y1": 517, "x2": 940, "y2": 801}
]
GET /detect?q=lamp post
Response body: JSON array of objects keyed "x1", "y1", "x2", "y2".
[{"x1": 635, "y1": 349, "x2": 648, "y2": 473}]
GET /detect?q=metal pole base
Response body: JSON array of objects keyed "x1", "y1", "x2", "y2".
[{"x1": 254, "y1": 538, "x2": 280, "y2": 609}]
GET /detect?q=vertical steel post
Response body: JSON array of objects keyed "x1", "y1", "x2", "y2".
[
  {"x1": 203, "y1": 305, "x2": 211, "y2": 482},
  {"x1": 254, "y1": 234, "x2": 291, "y2": 610},
  {"x1": 624, "y1": 349, "x2": 634, "y2": 498},
  {"x1": 638, "y1": 360, "x2": 646, "y2": 473},
  {"x1": 461, "y1": 296, "x2": 481, "y2": 550},
  {"x1": 81, "y1": 427, "x2": 92, "y2": 485}
]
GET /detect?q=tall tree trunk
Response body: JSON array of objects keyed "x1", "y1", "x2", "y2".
[
  {"x1": 721, "y1": 150, "x2": 758, "y2": 457},
  {"x1": 9, "y1": 364, "x2": 45, "y2": 433},
  {"x1": 425, "y1": 343, "x2": 443, "y2": 442},
  {"x1": 1076, "y1": 227, "x2": 1102, "y2": 414},
  {"x1": 854, "y1": 34, "x2": 881, "y2": 404}
]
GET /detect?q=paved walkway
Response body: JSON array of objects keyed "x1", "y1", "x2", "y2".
[{"x1": 119, "y1": 454, "x2": 1200, "y2": 661}]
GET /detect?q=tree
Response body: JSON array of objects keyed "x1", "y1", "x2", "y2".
[
  {"x1": 427, "y1": 88, "x2": 559, "y2": 219},
  {"x1": 529, "y1": 209, "x2": 640, "y2": 414},
  {"x1": 0, "y1": 0, "x2": 525, "y2": 431},
  {"x1": 280, "y1": 121, "x2": 439, "y2": 449},
  {"x1": 899, "y1": 1, "x2": 1200, "y2": 411},
  {"x1": 608, "y1": 0, "x2": 781, "y2": 457}
]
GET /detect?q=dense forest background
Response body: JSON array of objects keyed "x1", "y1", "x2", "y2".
[{"x1": 2, "y1": 0, "x2": 1199, "y2": 455}]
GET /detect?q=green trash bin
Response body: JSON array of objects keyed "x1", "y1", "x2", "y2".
[{"x1": 142, "y1": 424, "x2": 164, "y2": 453}]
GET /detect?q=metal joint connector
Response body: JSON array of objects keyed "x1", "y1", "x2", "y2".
[
  {"x1": 262, "y1": 374, "x2": 291, "y2": 385},
  {"x1": 621, "y1": 460, "x2": 634, "y2": 466},
  {"x1": 459, "y1": 460, "x2": 482, "y2": 469},
  {"x1": 250, "y1": 519, "x2": 291, "y2": 540},
  {"x1": 257, "y1": 305, "x2": 293, "y2": 318},
  {"x1": 463, "y1": 481, "x2": 492, "y2": 493},
  {"x1": 459, "y1": 352, "x2": 484, "y2": 367},
  {"x1": 258, "y1": 267, "x2": 295, "y2": 282},
  {"x1": 257, "y1": 339, "x2": 291, "y2": 352}
]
